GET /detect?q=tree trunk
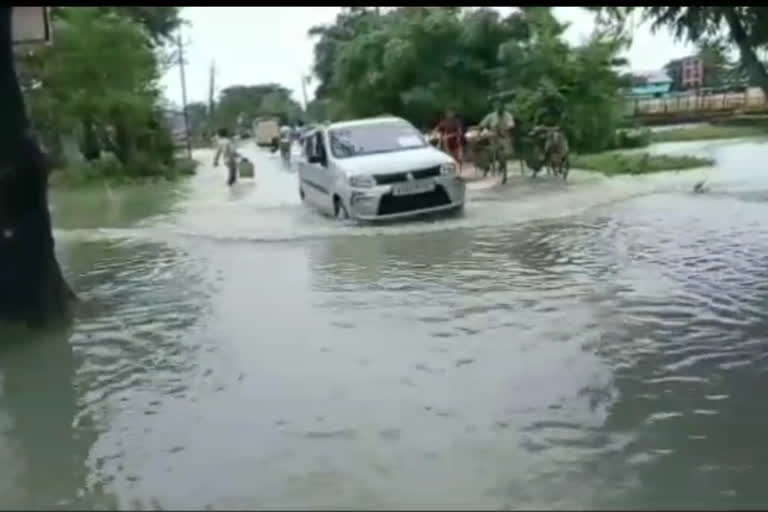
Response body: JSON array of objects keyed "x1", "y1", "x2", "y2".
[
  {"x1": 80, "y1": 117, "x2": 100, "y2": 161},
  {"x1": 113, "y1": 119, "x2": 134, "y2": 166},
  {"x1": 0, "y1": 7, "x2": 74, "y2": 326},
  {"x1": 723, "y1": 7, "x2": 768, "y2": 99}
]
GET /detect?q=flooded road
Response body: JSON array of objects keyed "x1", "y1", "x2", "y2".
[{"x1": 3, "y1": 138, "x2": 768, "y2": 509}]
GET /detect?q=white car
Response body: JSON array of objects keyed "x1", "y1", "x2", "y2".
[{"x1": 297, "y1": 116, "x2": 466, "y2": 221}]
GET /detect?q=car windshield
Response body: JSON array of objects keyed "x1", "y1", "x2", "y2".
[{"x1": 329, "y1": 121, "x2": 427, "y2": 159}]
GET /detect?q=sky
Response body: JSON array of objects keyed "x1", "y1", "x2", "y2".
[{"x1": 159, "y1": 6, "x2": 695, "y2": 108}]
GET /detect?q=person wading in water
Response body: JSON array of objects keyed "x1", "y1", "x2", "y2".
[
  {"x1": 434, "y1": 109, "x2": 465, "y2": 174},
  {"x1": 213, "y1": 128, "x2": 238, "y2": 186}
]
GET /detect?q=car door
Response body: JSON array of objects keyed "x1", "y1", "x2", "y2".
[
  {"x1": 311, "y1": 130, "x2": 335, "y2": 215},
  {"x1": 298, "y1": 132, "x2": 324, "y2": 210},
  {"x1": 297, "y1": 133, "x2": 316, "y2": 206}
]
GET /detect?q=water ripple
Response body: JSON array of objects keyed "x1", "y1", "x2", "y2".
[{"x1": 5, "y1": 139, "x2": 768, "y2": 508}]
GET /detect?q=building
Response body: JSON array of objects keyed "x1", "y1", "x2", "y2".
[
  {"x1": 665, "y1": 55, "x2": 704, "y2": 91},
  {"x1": 680, "y1": 56, "x2": 704, "y2": 88},
  {"x1": 628, "y1": 70, "x2": 673, "y2": 98}
]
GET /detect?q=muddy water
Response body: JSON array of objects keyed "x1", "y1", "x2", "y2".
[{"x1": 3, "y1": 138, "x2": 768, "y2": 509}]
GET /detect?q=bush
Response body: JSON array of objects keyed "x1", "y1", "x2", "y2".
[
  {"x1": 49, "y1": 152, "x2": 198, "y2": 187},
  {"x1": 614, "y1": 127, "x2": 651, "y2": 149}
]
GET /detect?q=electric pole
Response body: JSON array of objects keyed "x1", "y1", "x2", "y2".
[
  {"x1": 300, "y1": 72, "x2": 310, "y2": 112},
  {"x1": 176, "y1": 28, "x2": 192, "y2": 159},
  {"x1": 208, "y1": 60, "x2": 216, "y2": 118}
]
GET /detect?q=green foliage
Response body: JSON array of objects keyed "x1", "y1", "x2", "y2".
[
  {"x1": 25, "y1": 8, "x2": 158, "y2": 135},
  {"x1": 50, "y1": 6, "x2": 182, "y2": 45},
  {"x1": 49, "y1": 152, "x2": 198, "y2": 187},
  {"x1": 309, "y1": 7, "x2": 631, "y2": 152},
  {"x1": 308, "y1": 7, "x2": 383, "y2": 99},
  {"x1": 19, "y1": 7, "x2": 191, "y2": 185},
  {"x1": 571, "y1": 151, "x2": 714, "y2": 175},
  {"x1": 306, "y1": 98, "x2": 330, "y2": 123},
  {"x1": 615, "y1": 127, "x2": 651, "y2": 149},
  {"x1": 211, "y1": 83, "x2": 302, "y2": 131},
  {"x1": 102, "y1": 7, "x2": 183, "y2": 45}
]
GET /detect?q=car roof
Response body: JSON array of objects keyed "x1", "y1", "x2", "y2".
[
  {"x1": 328, "y1": 116, "x2": 409, "y2": 130},
  {"x1": 299, "y1": 117, "x2": 411, "y2": 140}
]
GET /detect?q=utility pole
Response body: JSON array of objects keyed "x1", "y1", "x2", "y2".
[
  {"x1": 208, "y1": 59, "x2": 216, "y2": 117},
  {"x1": 300, "y1": 72, "x2": 310, "y2": 112},
  {"x1": 176, "y1": 28, "x2": 192, "y2": 159}
]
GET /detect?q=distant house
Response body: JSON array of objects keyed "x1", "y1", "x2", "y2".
[
  {"x1": 628, "y1": 70, "x2": 673, "y2": 98},
  {"x1": 665, "y1": 55, "x2": 704, "y2": 90},
  {"x1": 681, "y1": 56, "x2": 704, "y2": 88}
]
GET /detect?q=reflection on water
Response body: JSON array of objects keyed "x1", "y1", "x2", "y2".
[
  {"x1": 0, "y1": 328, "x2": 114, "y2": 509},
  {"x1": 50, "y1": 180, "x2": 187, "y2": 231},
  {"x1": 3, "y1": 138, "x2": 768, "y2": 508}
]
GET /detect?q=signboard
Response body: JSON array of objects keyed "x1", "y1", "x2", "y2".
[{"x1": 12, "y1": 7, "x2": 51, "y2": 46}]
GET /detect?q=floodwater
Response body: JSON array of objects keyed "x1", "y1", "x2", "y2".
[{"x1": 3, "y1": 137, "x2": 768, "y2": 509}]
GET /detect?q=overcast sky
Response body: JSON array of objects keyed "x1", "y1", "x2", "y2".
[{"x1": 159, "y1": 6, "x2": 694, "y2": 108}]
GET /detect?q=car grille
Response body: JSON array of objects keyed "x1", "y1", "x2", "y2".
[
  {"x1": 377, "y1": 185, "x2": 451, "y2": 216},
  {"x1": 373, "y1": 165, "x2": 441, "y2": 185}
]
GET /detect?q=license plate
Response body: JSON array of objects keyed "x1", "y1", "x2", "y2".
[{"x1": 392, "y1": 179, "x2": 435, "y2": 196}]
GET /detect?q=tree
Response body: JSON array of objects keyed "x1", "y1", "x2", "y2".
[
  {"x1": 102, "y1": 7, "x2": 182, "y2": 45},
  {"x1": 212, "y1": 83, "x2": 302, "y2": 130},
  {"x1": 698, "y1": 39, "x2": 731, "y2": 87},
  {"x1": 325, "y1": 7, "x2": 527, "y2": 127},
  {"x1": 305, "y1": 98, "x2": 330, "y2": 123},
  {"x1": 20, "y1": 8, "x2": 176, "y2": 175},
  {"x1": 308, "y1": 7, "x2": 382, "y2": 100},
  {"x1": 316, "y1": 7, "x2": 629, "y2": 152},
  {"x1": 0, "y1": 7, "x2": 73, "y2": 325},
  {"x1": 50, "y1": 6, "x2": 182, "y2": 46},
  {"x1": 590, "y1": 7, "x2": 768, "y2": 97}
]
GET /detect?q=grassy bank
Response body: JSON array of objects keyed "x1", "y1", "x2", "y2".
[
  {"x1": 49, "y1": 155, "x2": 198, "y2": 188},
  {"x1": 649, "y1": 124, "x2": 768, "y2": 144},
  {"x1": 571, "y1": 151, "x2": 714, "y2": 176}
]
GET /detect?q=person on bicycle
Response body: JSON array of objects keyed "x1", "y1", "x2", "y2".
[
  {"x1": 434, "y1": 109, "x2": 464, "y2": 172},
  {"x1": 479, "y1": 101, "x2": 515, "y2": 184}
]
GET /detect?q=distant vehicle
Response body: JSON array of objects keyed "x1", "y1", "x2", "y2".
[
  {"x1": 254, "y1": 119, "x2": 280, "y2": 147},
  {"x1": 297, "y1": 116, "x2": 465, "y2": 221}
]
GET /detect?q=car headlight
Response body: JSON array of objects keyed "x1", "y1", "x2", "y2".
[
  {"x1": 440, "y1": 162, "x2": 457, "y2": 175},
  {"x1": 348, "y1": 174, "x2": 376, "y2": 188}
]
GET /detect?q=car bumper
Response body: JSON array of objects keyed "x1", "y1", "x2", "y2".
[{"x1": 348, "y1": 176, "x2": 466, "y2": 221}]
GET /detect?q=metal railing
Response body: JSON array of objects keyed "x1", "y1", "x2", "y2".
[{"x1": 626, "y1": 87, "x2": 768, "y2": 117}]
